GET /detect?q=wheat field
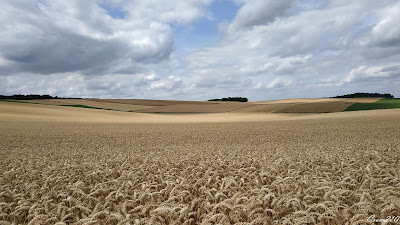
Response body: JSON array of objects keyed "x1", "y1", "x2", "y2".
[{"x1": 1, "y1": 101, "x2": 399, "y2": 225}]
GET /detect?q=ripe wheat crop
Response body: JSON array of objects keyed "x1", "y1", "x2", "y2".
[{"x1": 0, "y1": 103, "x2": 399, "y2": 224}]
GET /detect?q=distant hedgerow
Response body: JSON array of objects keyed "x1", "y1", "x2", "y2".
[{"x1": 208, "y1": 97, "x2": 248, "y2": 102}]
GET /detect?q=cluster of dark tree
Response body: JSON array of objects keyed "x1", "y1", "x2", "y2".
[
  {"x1": 332, "y1": 92, "x2": 394, "y2": 98},
  {"x1": 208, "y1": 97, "x2": 248, "y2": 102},
  {"x1": 0, "y1": 94, "x2": 81, "y2": 100}
]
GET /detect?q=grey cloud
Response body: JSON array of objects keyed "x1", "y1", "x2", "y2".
[
  {"x1": 195, "y1": 76, "x2": 239, "y2": 88},
  {"x1": 1, "y1": 30, "x2": 125, "y2": 74},
  {"x1": 266, "y1": 77, "x2": 294, "y2": 89},
  {"x1": 85, "y1": 74, "x2": 163, "y2": 94},
  {"x1": 0, "y1": 73, "x2": 86, "y2": 97},
  {"x1": 0, "y1": 1, "x2": 177, "y2": 76},
  {"x1": 369, "y1": 2, "x2": 400, "y2": 47},
  {"x1": 121, "y1": 1, "x2": 213, "y2": 25},
  {"x1": 1, "y1": 73, "x2": 183, "y2": 99},
  {"x1": 190, "y1": 67, "x2": 244, "y2": 88},
  {"x1": 274, "y1": 55, "x2": 313, "y2": 75},
  {"x1": 380, "y1": 65, "x2": 400, "y2": 73},
  {"x1": 229, "y1": 0, "x2": 293, "y2": 31},
  {"x1": 150, "y1": 76, "x2": 182, "y2": 90},
  {"x1": 340, "y1": 65, "x2": 400, "y2": 85}
]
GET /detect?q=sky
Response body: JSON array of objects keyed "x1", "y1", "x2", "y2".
[{"x1": 0, "y1": 0, "x2": 400, "y2": 101}]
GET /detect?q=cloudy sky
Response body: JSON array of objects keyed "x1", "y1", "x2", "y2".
[{"x1": 1, "y1": 0, "x2": 399, "y2": 100}]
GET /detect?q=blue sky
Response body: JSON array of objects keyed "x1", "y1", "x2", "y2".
[
  {"x1": 173, "y1": 0, "x2": 241, "y2": 54},
  {"x1": 1, "y1": 0, "x2": 400, "y2": 100},
  {"x1": 98, "y1": 3, "x2": 127, "y2": 19}
]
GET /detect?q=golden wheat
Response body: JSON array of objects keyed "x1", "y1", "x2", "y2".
[{"x1": 0, "y1": 101, "x2": 399, "y2": 224}]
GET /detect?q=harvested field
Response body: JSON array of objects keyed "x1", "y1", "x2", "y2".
[
  {"x1": 1, "y1": 101, "x2": 400, "y2": 225},
  {"x1": 13, "y1": 99, "x2": 250, "y2": 113},
  {"x1": 238, "y1": 98, "x2": 382, "y2": 113},
  {"x1": 0, "y1": 102, "x2": 303, "y2": 123},
  {"x1": 14, "y1": 99, "x2": 154, "y2": 112},
  {"x1": 136, "y1": 103, "x2": 252, "y2": 113},
  {"x1": 230, "y1": 103, "x2": 293, "y2": 113},
  {"x1": 273, "y1": 102, "x2": 355, "y2": 113},
  {"x1": 253, "y1": 98, "x2": 381, "y2": 104},
  {"x1": 330, "y1": 98, "x2": 382, "y2": 103},
  {"x1": 10, "y1": 97, "x2": 383, "y2": 114},
  {"x1": 252, "y1": 98, "x2": 332, "y2": 104},
  {"x1": 88, "y1": 99, "x2": 215, "y2": 106}
]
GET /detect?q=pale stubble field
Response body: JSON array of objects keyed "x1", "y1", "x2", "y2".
[{"x1": 0, "y1": 101, "x2": 399, "y2": 225}]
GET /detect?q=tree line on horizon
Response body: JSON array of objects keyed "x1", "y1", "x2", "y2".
[
  {"x1": 331, "y1": 92, "x2": 394, "y2": 98},
  {"x1": 208, "y1": 97, "x2": 248, "y2": 102},
  {"x1": 0, "y1": 94, "x2": 81, "y2": 100}
]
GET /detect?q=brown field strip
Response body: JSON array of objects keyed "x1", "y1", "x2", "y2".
[
  {"x1": 273, "y1": 102, "x2": 355, "y2": 113},
  {"x1": 230, "y1": 103, "x2": 295, "y2": 113},
  {"x1": 271, "y1": 98, "x2": 382, "y2": 113},
  {"x1": 88, "y1": 99, "x2": 215, "y2": 106},
  {"x1": 252, "y1": 97, "x2": 382, "y2": 104},
  {"x1": 238, "y1": 98, "x2": 383, "y2": 113},
  {"x1": 15, "y1": 99, "x2": 155, "y2": 112},
  {"x1": 252, "y1": 98, "x2": 333, "y2": 104},
  {"x1": 0, "y1": 101, "x2": 399, "y2": 224},
  {"x1": 136, "y1": 102, "x2": 253, "y2": 113}
]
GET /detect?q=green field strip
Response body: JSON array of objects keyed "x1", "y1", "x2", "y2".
[{"x1": 345, "y1": 98, "x2": 400, "y2": 111}]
